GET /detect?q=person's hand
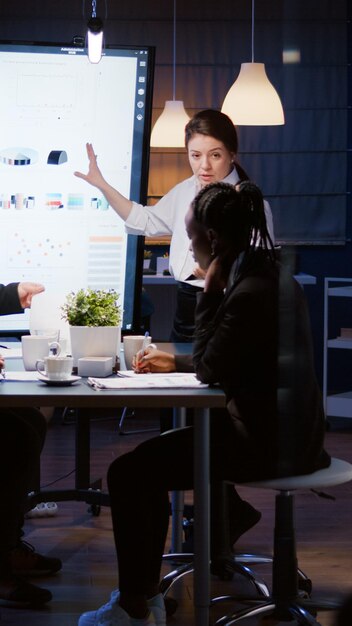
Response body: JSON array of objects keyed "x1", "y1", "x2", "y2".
[
  {"x1": 133, "y1": 347, "x2": 176, "y2": 373},
  {"x1": 204, "y1": 256, "x2": 228, "y2": 293},
  {"x1": 17, "y1": 282, "x2": 45, "y2": 309},
  {"x1": 192, "y1": 264, "x2": 207, "y2": 280},
  {"x1": 0, "y1": 356, "x2": 4, "y2": 370},
  {"x1": 74, "y1": 143, "x2": 106, "y2": 188}
]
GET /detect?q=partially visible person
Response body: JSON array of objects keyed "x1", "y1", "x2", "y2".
[
  {"x1": 75, "y1": 109, "x2": 274, "y2": 341},
  {"x1": 78, "y1": 182, "x2": 329, "y2": 626},
  {"x1": 0, "y1": 281, "x2": 62, "y2": 608}
]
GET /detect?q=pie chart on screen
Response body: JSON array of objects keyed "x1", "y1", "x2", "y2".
[{"x1": 0, "y1": 147, "x2": 39, "y2": 166}]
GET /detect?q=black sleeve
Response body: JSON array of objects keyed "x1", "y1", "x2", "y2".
[
  {"x1": 192, "y1": 282, "x2": 277, "y2": 388},
  {"x1": 0, "y1": 283, "x2": 23, "y2": 316},
  {"x1": 174, "y1": 354, "x2": 194, "y2": 372}
]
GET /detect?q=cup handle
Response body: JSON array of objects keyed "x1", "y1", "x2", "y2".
[
  {"x1": 36, "y1": 359, "x2": 45, "y2": 375},
  {"x1": 48, "y1": 341, "x2": 61, "y2": 356}
]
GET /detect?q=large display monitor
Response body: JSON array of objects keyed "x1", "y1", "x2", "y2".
[{"x1": 0, "y1": 41, "x2": 154, "y2": 333}]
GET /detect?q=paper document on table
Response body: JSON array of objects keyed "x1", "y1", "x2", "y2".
[
  {"x1": 87, "y1": 372, "x2": 208, "y2": 389},
  {"x1": 0, "y1": 371, "x2": 39, "y2": 381}
]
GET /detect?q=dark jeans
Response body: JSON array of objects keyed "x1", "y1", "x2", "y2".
[
  {"x1": 169, "y1": 281, "x2": 203, "y2": 343},
  {"x1": 107, "y1": 413, "x2": 262, "y2": 595},
  {"x1": 0, "y1": 408, "x2": 46, "y2": 560}
]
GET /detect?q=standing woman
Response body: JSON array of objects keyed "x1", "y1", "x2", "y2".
[{"x1": 75, "y1": 109, "x2": 274, "y2": 341}]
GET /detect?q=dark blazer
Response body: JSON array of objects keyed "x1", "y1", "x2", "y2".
[
  {"x1": 192, "y1": 250, "x2": 330, "y2": 479},
  {"x1": 0, "y1": 283, "x2": 23, "y2": 316}
]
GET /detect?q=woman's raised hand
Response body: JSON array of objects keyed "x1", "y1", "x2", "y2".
[{"x1": 74, "y1": 143, "x2": 106, "y2": 188}]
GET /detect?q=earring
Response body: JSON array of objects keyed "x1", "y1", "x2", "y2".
[{"x1": 211, "y1": 240, "x2": 217, "y2": 256}]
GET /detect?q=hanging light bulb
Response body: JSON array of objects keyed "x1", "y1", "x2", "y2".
[
  {"x1": 150, "y1": 101, "x2": 190, "y2": 148},
  {"x1": 150, "y1": 0, "x2": 190, "y2": 147},
  {"x1": 221, "y1": 0, "x2": 284, "y2": 126},
  {"x1": 87, "y1": 0, "x2": 103, "y2": 64}
]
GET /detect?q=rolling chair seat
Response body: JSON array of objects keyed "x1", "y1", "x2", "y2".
[{"x1": 215, "y1": 457, "x2": 352, "y2": 625}]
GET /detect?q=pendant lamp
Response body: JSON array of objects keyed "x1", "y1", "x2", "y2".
[
  {"x1": 87, "y1": 0, "x2": 104, "y2": 64},
  {"x1": 150, "y1": 0, "x2": 190, "y2": 147},
  {"x1": 221, "y1": 0, "x2": 284, "y2": 126}
]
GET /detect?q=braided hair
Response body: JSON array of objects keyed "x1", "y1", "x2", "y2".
[{"x1": 191, "y1": 181, "x2": 276, "y2": 266}]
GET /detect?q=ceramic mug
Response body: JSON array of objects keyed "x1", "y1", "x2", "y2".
[
  {"x1": 123, "y1": 335, "x2": 156, "y2": 370},
  {"x1": 36, "y1": 355, "x2": 73, "y2": 380},
  {"x1": 21, "y1": 335, "x2": 61, "y2": 371}
]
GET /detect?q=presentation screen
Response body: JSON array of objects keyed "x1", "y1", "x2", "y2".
[{"x1": 0, "y1": 41, "x2": 154, "y2": 333}]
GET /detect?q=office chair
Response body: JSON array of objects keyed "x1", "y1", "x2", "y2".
[
  {"x1": 160, "y1": 482, "x2": 310, "y2": 610},
  {"x1": 214, "y1": 457, "x2": 352, "y2": 625}
]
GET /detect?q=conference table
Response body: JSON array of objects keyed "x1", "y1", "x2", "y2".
[{"x1": 1, "y1": 351, "x2": 226, "y2": 626}]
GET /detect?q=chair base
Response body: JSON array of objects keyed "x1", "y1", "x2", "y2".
[
  {"x1": 161, "y1": 552, "x2": 271, "y2": 603},
  {"x1": 213, "y1": 483, "x2": 346, "y2": 625},
  {"x1": 160, "y1": 551, "x2": 311, "y2": 600},
  {"x1": 214, "y1": 595, "x2": 340, "y2": 625}
]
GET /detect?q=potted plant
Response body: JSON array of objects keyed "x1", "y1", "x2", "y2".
[{"x1": 61, "y1": 288, "x2": 122, "y2": 367}]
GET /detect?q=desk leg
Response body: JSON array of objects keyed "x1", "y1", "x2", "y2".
[
  {"x1": 171, "y1": 407, "x2": 187, "y2": 552},
  {"x1": 194, "y1": 407, "x2": 210, "y2": 626}
]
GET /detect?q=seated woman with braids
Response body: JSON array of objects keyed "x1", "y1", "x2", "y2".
[{"x1": 78, "y1": 181, "x2": 330, "y2": 626}]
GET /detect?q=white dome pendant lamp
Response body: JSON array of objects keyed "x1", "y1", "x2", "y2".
[
  {"x1": 150, "y1": 0, "x2": 190, "y2": 147},
  {"x1": 221, "y1": 0, "x2": 284, "y2": 126}
]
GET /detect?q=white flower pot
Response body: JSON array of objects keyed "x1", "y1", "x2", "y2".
[{"x1": 69, "y1": 325, "x2": 121, "y2": 367}]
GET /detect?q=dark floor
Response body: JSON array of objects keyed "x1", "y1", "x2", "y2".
[{"x1": 1, "y1": 410, "x2": 352, "y2": 625}]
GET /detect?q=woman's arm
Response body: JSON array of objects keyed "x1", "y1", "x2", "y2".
[
  {"x1": 74, "y1": 143, "x2": 133, "y2": 221},
  {"x1": 192, "y1": 279, "x2": 273, "y2": 387},
  {"x1": 0, "y1": 282, "x2": 45, "y2": 315},
  {"x1": 133, "y1": 348, "x2": 194, "y2": 373}
]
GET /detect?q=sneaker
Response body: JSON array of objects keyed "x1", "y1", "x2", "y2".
[
  {"x1": 25, "y1": 502, "x2": 58, "y2": 518},
  {"x1": 78, "y1": 591, "x2": 165, "y2": 626},
  {"x1": 147, "y1": 594, "x2": 166, "y2": 626},
  {"x1": 9, "y1": 541, "x2": 62, "y2": 577},
  {"x1": 0, "y1": 574, "x2": 52, "y2": 607},
  {"x1": 78, "y1": 600, "x2": 156, "y2": 625}
]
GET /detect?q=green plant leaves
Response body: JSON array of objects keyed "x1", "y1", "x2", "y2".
[{"x1": 61, "y1": 288, "x2": 121, "y2": 327}]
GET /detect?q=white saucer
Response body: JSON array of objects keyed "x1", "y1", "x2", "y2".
[{"x1": 37, "y1": 374, "x2": 81, "y2": 386}]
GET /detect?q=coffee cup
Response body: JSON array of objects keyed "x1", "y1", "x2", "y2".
[
  {"x1": 22, "y1": 335, "x2": 61, "y2": 371},
  {"x1": 36, "y1": 355, "x2": 74, "y2": 380},
  {"x1": 123, "y1": 335, "x2": 156, "y2": 370}
]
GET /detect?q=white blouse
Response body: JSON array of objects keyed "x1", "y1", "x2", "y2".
[{"x1": 125, "y1": 170, "x2": 275, "y2": 286}]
